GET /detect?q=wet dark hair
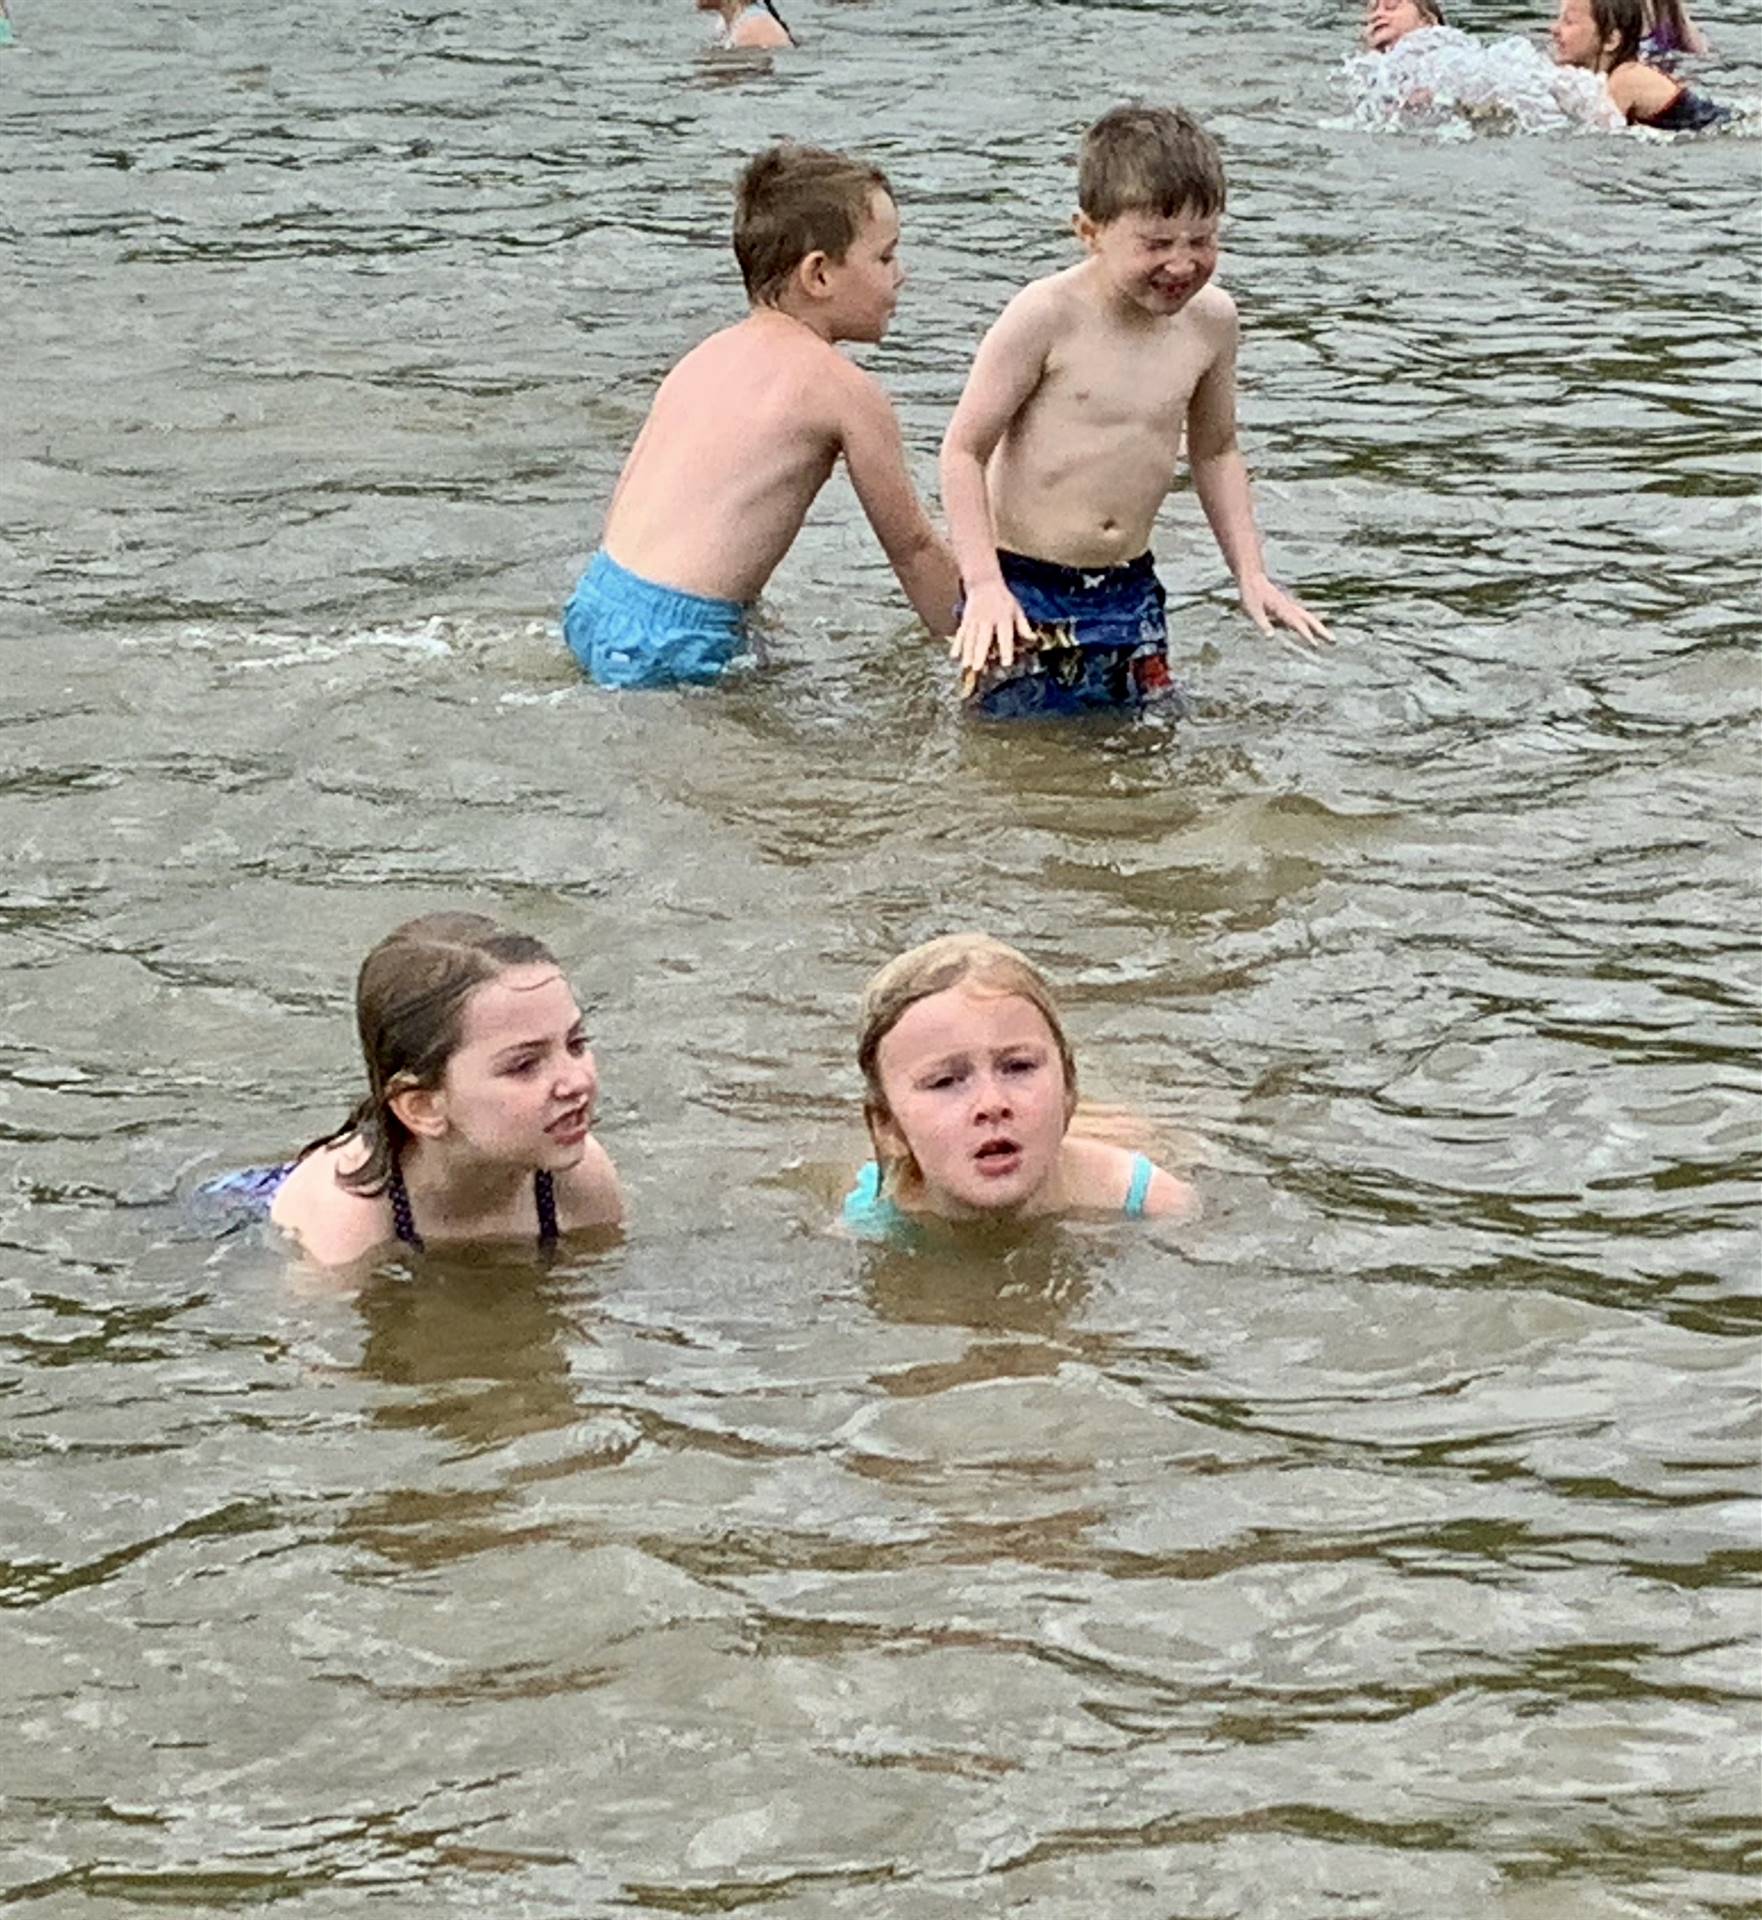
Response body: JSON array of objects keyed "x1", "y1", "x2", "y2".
[
  {"x1": 1078, "y1": 104, "x2": 1225, "y2": 225},
  {"x1": 299, "y1": 912, "x2": 561, "y2": 1197},
  {"x1": 1643, "y1": 0, "x2": 1692, "y2": 48},
  {"x1": 733, "y1": 144, "x2": 892, "y2": 307},
  {"x1": 1589, "y1": 0, "x2": 1645, "y2": 65},
  {"x1": 1417, "y1": 0, "x2": 1448, "y2": 23}
]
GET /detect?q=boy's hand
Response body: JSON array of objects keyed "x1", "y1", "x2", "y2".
[
  {"x1": 1239, "y1": 575, "x2": 1333, "y2": 651},
  {"x1": 952, "y1": 582, "x2": 1037, "y2": 692}
]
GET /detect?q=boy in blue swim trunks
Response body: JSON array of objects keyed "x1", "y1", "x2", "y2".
[
  {"x1": 564, "y1": 144, "x2": 958, "y2": 688},
  {"x1": 940, "y1": 105, "x2": 1331, "y2": 720}
]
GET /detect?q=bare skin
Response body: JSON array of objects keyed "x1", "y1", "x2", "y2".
[
  {"x1": 698, "y1": 0, "x2": 793, "y2": 48},
  {"x1": 1551, "y1": 0, "x2": 1688, "y2": 116},
  {"x1": 941, "y1": 204, "x2": 1331, "y2": 680},
  {"x1": 599, "y1": 190, "x2": 958, "y2": 636},
  {"x1": 271, "y1": 967, "x2": 622, "y2": 1269}
]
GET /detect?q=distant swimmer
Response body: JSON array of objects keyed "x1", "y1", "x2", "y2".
[
  {"x1": 699, "y1": 0, "x2": 795, "y2": 50},
  {"x1": 1552, "y1": 0, "x2": 1729, "y2": 129},
  {"x1": 562, "y1": 144, "x2": 957, "y2": 689},
  {"x1": 1363, "y1": 0, "x2": 1457, "y2": 51},
  {"x1": 0, "y1": 0, "x2": 13, "y2": 47},
  {"x1": 1639, "y1": 0, "x2": 1707, "y2": 63}
]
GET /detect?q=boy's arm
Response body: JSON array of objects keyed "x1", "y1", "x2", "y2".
[
  {"x1": 1186, "y1": 299, "x2": 1332, "y2": 649},
  {"x1": 840, "y1": 368, "x2": 961, "y2": 638},
  {"x1": 938, "y1": 289, "x2": 1056, "y2": 678}
]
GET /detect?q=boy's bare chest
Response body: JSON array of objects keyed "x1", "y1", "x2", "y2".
[{"x1": 1041, "y1": 334, "x2": 1205, "y2": 436}]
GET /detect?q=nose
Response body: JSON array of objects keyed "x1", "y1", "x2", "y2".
[
  {"x1": 560, "y1": 1047, "x2": 598, "y2": 1103},
  {"x1": 971, "y1": 1071, "x2": 1013, "y2": 1122}
]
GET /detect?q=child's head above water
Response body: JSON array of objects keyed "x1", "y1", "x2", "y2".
[
  {"x1": 1363, "y1": 0, "x2": 1447, "y2": 50},
  {"x1": 339, "y1": 910, "x2": 595, "y2": 1194},
  {"x1": 734, "y1": 144, "x2": 901, "y2": 341},
  {"x1": 853, "y1": 933, "x2": 1193, "y2": 1224},
  {"x1": 1074, "y1": 105, "x2": 1226, "y2": 321},
  {"x1": 1552, "y1": 0, "x2": 1643, "y2": 68},
  {"x1": 857, "y1": 933, "x2": 1078, "y2": 1215}
]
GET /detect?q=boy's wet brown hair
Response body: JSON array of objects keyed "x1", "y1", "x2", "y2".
[
  {"x1": 734, "y1": 143, "x2": 892, "y2": 307},
  {"x1": 1078, "y1": 104, "x2": 1226, "y2": 225},
  {"x1": 299, "y1": 911, "x2": 562, "y2": 1196}
]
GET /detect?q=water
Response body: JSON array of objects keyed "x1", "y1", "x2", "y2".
[{"x1": 4, "y1": 0, "x2": 1761, "y2": 1913}]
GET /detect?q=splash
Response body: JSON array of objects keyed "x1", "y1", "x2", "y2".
[{"x1": 1335, "y1": 26, "x2": 1625, "y2": 135}]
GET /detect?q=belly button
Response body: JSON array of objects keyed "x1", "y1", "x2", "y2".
[{"x1": 1101, "y1": 518, "x2": 1117, "y2": 533}]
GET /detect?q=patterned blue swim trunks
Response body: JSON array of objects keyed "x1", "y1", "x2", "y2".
[
  {"x1": 967, "y1": 549, "x2": 1185, "y2": 720},
  {"x1": 562, "y1": 549, "x2": 749, "y2": 689}
]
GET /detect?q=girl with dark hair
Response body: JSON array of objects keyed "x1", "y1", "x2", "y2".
[
  {"x1": 204, "y1": 913, "x2": 620, "y2": 1265},
  {"x1": 1551, "y1": 0, "x2": 1727, "y2": 128}
]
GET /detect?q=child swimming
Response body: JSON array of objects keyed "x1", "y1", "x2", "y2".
[
  {"x1": 939, "y1": 104, "x2": 1330, "y2": 721},
  {"x1": 699, "y1": 0, "x2": 795, "y2": 48},
  {"x1": 205, "y1": 913, "x2": 621, "y2": 1267},
  {"x1": 563, "y1": 144, "x2": 958, "y2": 689},
  {"x1": 1639, "y1": 0, "x2": 1706, "y2": 60},
  {"x1": 1363, "y1": 0, "x2": 1451, "y2": 51},
  {"x1": 1552, "y1": 0, "x2": 1728, "y2": 126},
  {"x1": 843, "y1": 934, "x2": 1194, "y2": 1234}
]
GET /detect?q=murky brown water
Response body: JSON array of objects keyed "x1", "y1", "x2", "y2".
[{"x1": 4, "y1": 0, "x2": 1760, "y2": 1913}]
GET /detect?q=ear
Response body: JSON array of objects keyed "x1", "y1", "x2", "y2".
[
  {"x1": 865, "y1": 1100, "x2": 910, "y2": 1169},
  {"x1": 795, "y1": 248, "x2": 834, "y2": 302},
  {"x1": 1072, "y1": 211, "x2": 1099, "y2": 253},
  {"x1": 388, "y1": 1078, "x2": 448, "y2": 1141}
]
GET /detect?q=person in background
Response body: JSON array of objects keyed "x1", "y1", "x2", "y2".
[
  {"x1": 563, "y1": 144, "x2": 957, "y2": 688},
  {"x1": 699, "y1": 0, "x2": 795, "y2": 50},
  {"x1": 1552, "y1": 0, "x2": 1727, "y2": 128},
  {"x1": 940, "y1": 105, "x2": 1330, "y2": 722}
]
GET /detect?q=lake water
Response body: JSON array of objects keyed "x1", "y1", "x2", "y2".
[{"x1": 4, "y1": 0, "x2": 1761, "y2": 1913}]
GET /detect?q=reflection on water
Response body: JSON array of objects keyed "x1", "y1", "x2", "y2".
[{"x1": 3, "y1": 0, "x2": 1760, "y2": 1912}]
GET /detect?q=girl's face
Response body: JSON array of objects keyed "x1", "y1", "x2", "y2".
[
  {"x1": 1551, "y1": 0, "x2": 1609, "y2": 66},
  {"x1": 431, "y1": 965, "x2": 599, "y2": 1169},
  {"x1": 873, "y1": 986, "x2": 1072, "y2": 1217},
  {"x1": 1364, "y1": 0, "x2": 1432, "y2": 49}
]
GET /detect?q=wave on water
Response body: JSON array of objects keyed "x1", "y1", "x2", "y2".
[{"x1": 1332, "y1": 27, "x2": 1624, "y2": 135}]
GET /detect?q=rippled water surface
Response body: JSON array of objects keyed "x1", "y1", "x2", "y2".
[{"x1": 5, "y1": 0, "x2": 1761, "y2": 1913}]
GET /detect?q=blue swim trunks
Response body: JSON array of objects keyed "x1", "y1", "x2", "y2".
[
  {"x1": 968, "y1": 549, "x2": 1184, "y2": 720},
  {"x1": 563, "y1": 549, "x2": 749, "y2": 689}
]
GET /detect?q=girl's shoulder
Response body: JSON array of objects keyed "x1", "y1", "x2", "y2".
[
  {"x1": 269, "y1": 1139, "x2": 393, "y2": 1267},
  {"x1": 553, "y1": 1138, "x2": 624, "y2": 1231},
  {"x1": 1062, "y1": 1138, "x2": 1198, "y2": 1221},
  {"x1": 1607, "y1": 58, "x2": 1679, "y2": 118}
]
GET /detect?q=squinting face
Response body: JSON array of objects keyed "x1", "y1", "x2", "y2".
[
  {"x1": 437, "y1": 965, "x2": 599, "y2": 1170},
  {"x1": 1550, "y1": 0, "x2": 1606, "y2": 65},
  {"x1": 873, "y1": 986, "x2": 1072, "y2": 1217},
  {"x1": 1364, "y1": 0, "x2": 1431, "y2": 49},
  {"x1": 824, "y1": 190, "x2": 905, "y2": 343},
  {"x1": 1079, "y1": 204, "x2": 1220, "y2": 319}
]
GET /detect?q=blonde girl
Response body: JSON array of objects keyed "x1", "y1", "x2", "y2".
[{"x1": 844, "y1": 934, "x2": 1194, "y2": 1234}]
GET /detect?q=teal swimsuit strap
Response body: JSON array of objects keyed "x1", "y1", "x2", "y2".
[{"x1": 1122, "y1": 1153, "x2": 1154, "y2": 1219}]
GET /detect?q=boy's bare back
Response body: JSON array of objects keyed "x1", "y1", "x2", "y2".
[{"x1": 602, "y1": 313, "x2": 861, "y2": 606}]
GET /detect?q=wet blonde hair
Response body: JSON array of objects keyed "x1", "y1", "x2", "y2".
[
  {"x1": 857, "y1": 934, "x2": 1078, "y2": 1197},
  {"x1": 300, "y1": 911, "x2": 561, "y2": 1196}
]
